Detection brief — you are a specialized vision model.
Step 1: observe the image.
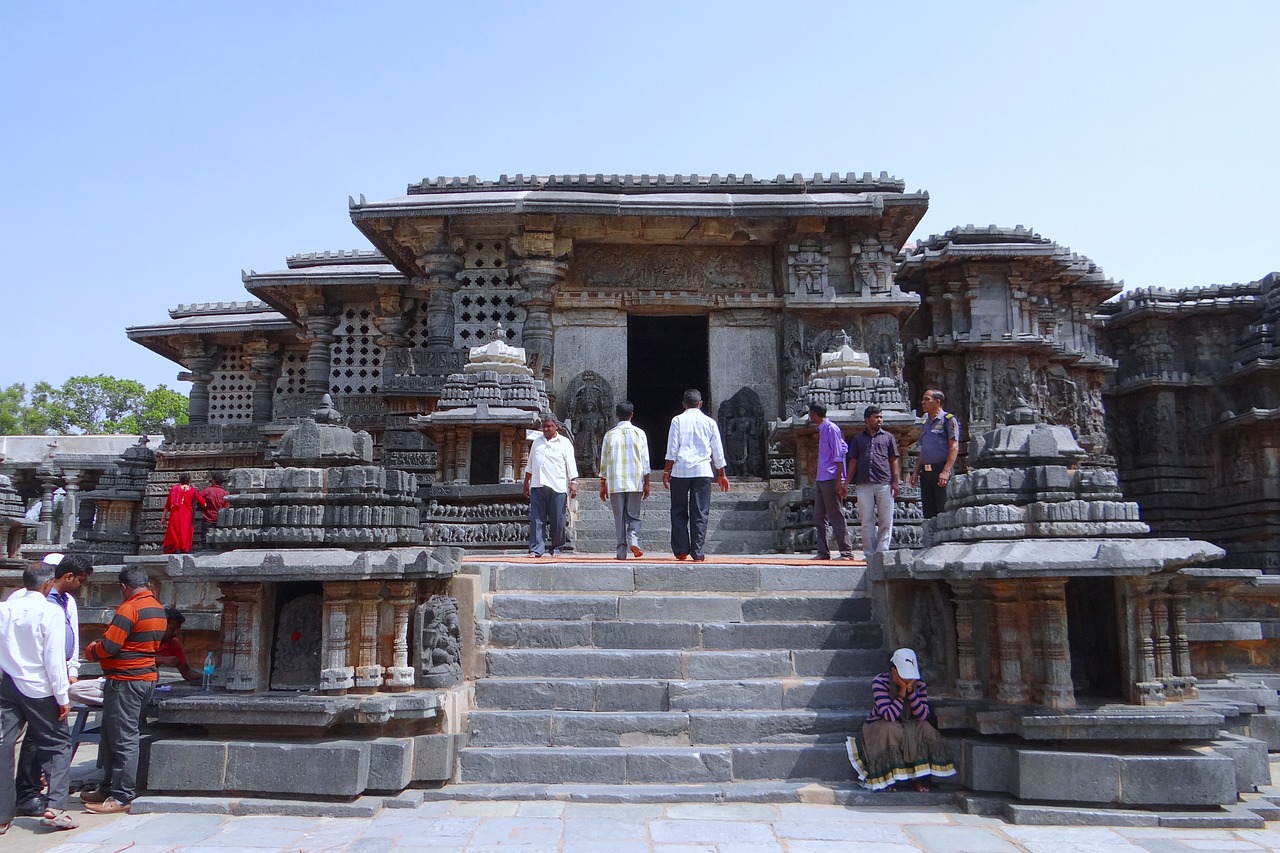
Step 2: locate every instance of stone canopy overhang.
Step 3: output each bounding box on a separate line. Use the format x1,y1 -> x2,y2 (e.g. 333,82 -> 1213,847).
242,253 -> 408,323
348,173 -> 930,278
126,301 -> 297,365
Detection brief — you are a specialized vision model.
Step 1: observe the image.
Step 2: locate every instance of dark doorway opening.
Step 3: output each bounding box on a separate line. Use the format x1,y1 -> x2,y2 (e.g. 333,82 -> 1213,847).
470,432 -> 500,486
1065,577 -> 1124,700
627,315 -> 710,468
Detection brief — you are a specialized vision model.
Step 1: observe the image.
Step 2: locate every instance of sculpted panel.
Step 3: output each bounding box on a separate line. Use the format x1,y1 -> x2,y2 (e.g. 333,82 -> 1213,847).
571,245 -> 774,292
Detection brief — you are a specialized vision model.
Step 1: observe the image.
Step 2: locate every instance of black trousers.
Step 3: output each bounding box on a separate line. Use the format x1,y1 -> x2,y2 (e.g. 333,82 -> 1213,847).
670,476 -> 711,559
919,468 -> 948,519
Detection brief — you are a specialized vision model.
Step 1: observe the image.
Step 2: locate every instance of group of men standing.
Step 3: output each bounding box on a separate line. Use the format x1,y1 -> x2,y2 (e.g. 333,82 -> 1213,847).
2,555 -> 165,835
524,388 -> 730,562
810,389 -> 960,558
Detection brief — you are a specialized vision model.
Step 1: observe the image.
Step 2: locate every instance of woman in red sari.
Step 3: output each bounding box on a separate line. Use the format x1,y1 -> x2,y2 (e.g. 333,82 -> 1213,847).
162,473 -> 206,554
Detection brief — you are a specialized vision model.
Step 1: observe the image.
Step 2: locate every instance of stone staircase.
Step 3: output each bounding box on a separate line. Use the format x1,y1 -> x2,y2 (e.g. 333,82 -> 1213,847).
570,477 -> 779,556
457,557 -> 886,794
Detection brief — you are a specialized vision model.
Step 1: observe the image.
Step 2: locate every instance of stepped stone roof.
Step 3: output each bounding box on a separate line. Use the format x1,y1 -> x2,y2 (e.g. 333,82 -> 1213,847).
126,300 -> 295,361
1100,273 -> 1277,324
405,172 -> 909,195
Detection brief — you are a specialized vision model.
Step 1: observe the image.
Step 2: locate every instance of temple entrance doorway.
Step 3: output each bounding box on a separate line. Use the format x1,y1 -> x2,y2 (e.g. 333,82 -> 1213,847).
1065,577 -> 1124,700
627,315 -> 709,469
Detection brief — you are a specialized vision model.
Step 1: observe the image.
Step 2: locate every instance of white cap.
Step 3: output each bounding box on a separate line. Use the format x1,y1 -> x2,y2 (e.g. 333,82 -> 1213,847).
41,553 -> 65,566
890,648 -> 920,680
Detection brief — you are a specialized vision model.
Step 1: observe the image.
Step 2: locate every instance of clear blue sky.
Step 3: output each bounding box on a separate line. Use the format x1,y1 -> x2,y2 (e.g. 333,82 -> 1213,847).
2,1 -> 1276,392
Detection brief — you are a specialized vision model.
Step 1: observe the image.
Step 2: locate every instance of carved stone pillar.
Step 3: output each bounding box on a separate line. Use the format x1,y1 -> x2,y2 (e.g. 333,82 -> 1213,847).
1032,579 -> 1074,709
245,341 -> 282,423
58,469 -> 81,545
353,587 -> 382,693
949,580 -> 983,700
442,428 -> 458,484
1129,579 -> 1164,704
512,257 -> 568,379
416,236 -> 465,351
1152,588 -> 1174,680
990,583 -> 1027,704
499,427 -> 516,484
36,471 -> 59,544
179,345 -> 217,425
383,581 -> 416,691
454,427 -> 472,486
218,582 -> 265,691
301,314 -> 339,396
320,581 -> 356,693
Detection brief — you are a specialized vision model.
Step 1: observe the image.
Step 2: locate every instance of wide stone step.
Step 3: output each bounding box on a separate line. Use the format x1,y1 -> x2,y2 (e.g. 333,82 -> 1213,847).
487,619 -> 882,650
457,744 -> 859,784
487,593 -> 873,623
419,780 -> 955,806
488,561 -> 866,594
473,676 -> 877,712
485,648 -> 885,680
573,510 -> 776,534
466,709 -> 868,747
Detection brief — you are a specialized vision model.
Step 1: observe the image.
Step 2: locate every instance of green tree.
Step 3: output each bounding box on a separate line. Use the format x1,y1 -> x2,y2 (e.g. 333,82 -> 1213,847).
0,375 -> 188,435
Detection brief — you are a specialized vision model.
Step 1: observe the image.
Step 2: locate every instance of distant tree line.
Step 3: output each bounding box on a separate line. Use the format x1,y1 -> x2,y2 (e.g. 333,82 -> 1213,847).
0,375 -> 188,435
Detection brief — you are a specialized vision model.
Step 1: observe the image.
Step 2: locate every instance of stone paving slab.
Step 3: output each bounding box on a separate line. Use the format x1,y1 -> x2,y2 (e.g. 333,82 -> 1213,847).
17,799 -> 1280,852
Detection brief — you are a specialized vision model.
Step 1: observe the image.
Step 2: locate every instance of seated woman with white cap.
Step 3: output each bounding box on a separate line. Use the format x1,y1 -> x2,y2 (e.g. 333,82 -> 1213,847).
847,647 -> 956,791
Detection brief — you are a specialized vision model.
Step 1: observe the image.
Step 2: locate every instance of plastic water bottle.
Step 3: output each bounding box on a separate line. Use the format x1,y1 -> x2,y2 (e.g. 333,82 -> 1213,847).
202,652 -> 215,692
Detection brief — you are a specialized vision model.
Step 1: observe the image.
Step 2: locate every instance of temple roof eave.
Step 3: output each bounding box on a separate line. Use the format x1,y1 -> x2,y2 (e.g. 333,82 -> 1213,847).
126,314 -> 299,364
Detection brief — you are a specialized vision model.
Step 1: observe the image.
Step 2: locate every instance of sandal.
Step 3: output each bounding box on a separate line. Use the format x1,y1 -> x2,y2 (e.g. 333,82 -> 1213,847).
40,810 -> 79,831
0,820 -> 11,835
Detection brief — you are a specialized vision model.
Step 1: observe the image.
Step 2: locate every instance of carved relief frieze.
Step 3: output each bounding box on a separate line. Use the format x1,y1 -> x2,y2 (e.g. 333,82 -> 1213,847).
786,237 -> 833,300
570,245 -> 773,292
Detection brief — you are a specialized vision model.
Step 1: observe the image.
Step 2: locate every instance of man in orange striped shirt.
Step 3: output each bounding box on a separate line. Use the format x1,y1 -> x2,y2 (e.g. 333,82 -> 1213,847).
80,566 -> 166,814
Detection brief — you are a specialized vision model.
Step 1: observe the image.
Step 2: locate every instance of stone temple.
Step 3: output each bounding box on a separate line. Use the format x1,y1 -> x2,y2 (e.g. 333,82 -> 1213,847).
4,173 -> 1279,822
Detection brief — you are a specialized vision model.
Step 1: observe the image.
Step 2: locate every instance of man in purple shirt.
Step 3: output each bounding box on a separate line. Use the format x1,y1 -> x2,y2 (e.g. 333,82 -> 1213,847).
845,405 -> 900,554
807,402 -> 853,560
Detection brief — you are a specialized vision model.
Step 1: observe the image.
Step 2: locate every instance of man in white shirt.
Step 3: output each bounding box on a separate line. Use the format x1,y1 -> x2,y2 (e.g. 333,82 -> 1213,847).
0,560 -> 74,831
14,553 -> 92,825
662,389 -> 730,562
598,401 -> 651,560
522,413 -> 579,557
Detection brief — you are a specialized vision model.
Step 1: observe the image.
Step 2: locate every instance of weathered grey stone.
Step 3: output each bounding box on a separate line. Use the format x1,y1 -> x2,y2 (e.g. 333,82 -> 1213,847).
231,797 -> 382,817
782,677 -> 875,710
1014,750 -> 1119,802
961,739 -> 1016,793
791,649 -> 883,676
475,677 -> 598,711
595,680 -> 670,712
224,740 -> 370,796
1001,803 -> 1158,826
592,621 -> 701,649
458,747 -> 628,784
489,594 -> 618,621
551,712 -> 691,747
730,745 -> 856,781
740,596 -> 871,623
625,748 -> 733,783
701,622 -> 880,650
757,564 -> 862,592
145,740 -> 229,792
686,651 -> 793,679
1210,734 -> 1272,791
689,711 -> 859,745
488,620 -> 593,649
365,737 -> 414,791
129,796 -> 235,815
1117,753 -> 1238,806
412,733 -> 461,782
618,595 -> 743,622
467,711 -> 554,746
492,562 -> 635,592
634,564 -> 760,592
669,680 -> 783,711
487,649 -> 684,679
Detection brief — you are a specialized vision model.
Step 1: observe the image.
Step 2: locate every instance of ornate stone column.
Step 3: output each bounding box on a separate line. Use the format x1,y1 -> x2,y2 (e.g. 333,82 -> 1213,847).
36,468 -> 59,544
417,236 -> 465,351
179,344 -> 217,425
353,587 -> 383,693
245,341 -> 282,424
990,582 -> 1028,704
512,257 -> 568,380
1031,579 -> 1074,708
454,427 -> 472,486
383,581 -> 416,691
499,427 -> 516,484
300,313 -> 339,397
218,582 -> 265,691
949,580 -> 983,700
320,581 -> 356,693
58,469 -> 81,545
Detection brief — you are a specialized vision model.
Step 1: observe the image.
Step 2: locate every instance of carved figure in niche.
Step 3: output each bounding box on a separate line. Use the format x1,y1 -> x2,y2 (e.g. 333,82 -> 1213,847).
270,593 -> 323,690
1046,367 -> 1077,429
417,594 -> 462,688
996,363 -> 1025,418
563,370 -> 614,477
717,387 -> 766,478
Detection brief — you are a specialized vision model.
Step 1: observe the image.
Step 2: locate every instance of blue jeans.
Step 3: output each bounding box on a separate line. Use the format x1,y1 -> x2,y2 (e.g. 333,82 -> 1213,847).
669,476 -> 711,559
528,486 -> 568,556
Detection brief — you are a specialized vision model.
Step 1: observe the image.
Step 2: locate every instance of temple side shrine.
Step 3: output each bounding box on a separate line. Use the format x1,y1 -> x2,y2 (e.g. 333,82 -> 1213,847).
6,173 -> 1276,819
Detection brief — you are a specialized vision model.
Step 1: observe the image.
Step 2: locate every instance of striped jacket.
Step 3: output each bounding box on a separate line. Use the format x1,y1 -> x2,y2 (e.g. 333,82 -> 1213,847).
85,588 -> 166,681
866,670 -> 931,723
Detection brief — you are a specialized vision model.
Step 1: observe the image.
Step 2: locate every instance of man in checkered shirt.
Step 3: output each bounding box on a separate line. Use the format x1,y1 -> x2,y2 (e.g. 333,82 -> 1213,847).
597,401 -> 651,560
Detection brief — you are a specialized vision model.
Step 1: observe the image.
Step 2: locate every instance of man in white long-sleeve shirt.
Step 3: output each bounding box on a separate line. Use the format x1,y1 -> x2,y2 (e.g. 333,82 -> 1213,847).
523,413 -> 579,557
1,560 -> 72,831
662,389 -> 730,562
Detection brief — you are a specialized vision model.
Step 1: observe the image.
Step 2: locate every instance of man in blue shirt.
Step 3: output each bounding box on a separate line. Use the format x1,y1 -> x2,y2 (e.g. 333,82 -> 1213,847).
807,402 -> 853,560
845,405 -> 900,555
910,390 -> 960,519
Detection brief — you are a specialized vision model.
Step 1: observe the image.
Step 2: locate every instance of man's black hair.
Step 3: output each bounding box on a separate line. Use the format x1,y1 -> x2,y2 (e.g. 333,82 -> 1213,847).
118,565 -> 151,590
808,402 -> 827,418
682,389 -> 702,408
616,401 -> 635,420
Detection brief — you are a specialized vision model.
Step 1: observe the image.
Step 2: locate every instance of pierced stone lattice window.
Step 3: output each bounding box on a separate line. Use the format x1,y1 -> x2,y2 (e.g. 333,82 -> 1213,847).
207,347 -> 253,424
274,350 -> 307,399
454,240 -> 525,348
329,306 -> 384,395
